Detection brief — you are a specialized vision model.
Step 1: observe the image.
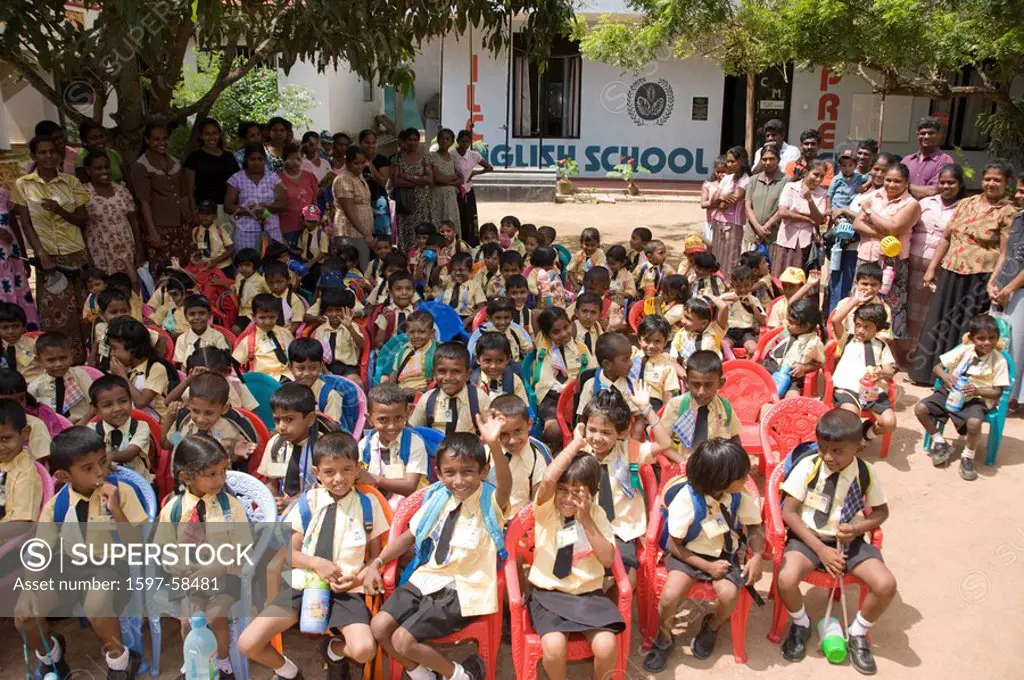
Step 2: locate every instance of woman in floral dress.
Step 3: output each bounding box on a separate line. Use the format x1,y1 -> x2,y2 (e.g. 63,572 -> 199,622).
82,151 -> 141,282
427,128 -> 463,234
0,187 -> 40,329
392,128 -> 433,253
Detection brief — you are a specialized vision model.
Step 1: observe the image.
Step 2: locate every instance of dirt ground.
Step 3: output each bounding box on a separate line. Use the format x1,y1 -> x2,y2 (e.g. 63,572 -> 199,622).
3,199 -> 1023,679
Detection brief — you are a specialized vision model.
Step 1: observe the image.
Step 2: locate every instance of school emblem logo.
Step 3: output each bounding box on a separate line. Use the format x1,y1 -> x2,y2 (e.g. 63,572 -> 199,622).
628,78 -> 674,126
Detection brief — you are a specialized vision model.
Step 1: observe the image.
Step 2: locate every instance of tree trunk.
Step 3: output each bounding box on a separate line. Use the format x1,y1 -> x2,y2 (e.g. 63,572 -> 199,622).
745,73 -> 756,158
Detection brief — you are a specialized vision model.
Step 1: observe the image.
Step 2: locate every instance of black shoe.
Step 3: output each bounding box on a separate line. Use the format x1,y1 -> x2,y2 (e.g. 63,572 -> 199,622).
642,635 -> 674,672
106,650 -> 142,680
219,671 -> 235,680
848,635 -> 877,675
322,638 -> 351,680
959,456 -> 978,481
930,441 -> 953,466
460,653 -> 486,680
690,614 -> 718,660
40,634 -> 70,680
275,673 -> 305,680
781,622 -> 811,662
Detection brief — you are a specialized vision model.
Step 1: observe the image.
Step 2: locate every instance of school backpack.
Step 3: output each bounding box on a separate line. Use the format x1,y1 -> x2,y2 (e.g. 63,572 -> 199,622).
671,393 -> 734,428
297,487 -> 374,539
658,475 -> 742,550
168,490 -> 235,522
471,364 -> 518,397
53,476 -> 145,523
316,373 -> 361,434
171,407 -> 259,446
780,442 -> 872,502
423,385 -> 482,431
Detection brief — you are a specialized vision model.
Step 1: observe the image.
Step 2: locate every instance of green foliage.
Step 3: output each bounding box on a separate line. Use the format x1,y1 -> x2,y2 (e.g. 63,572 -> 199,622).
977,99 -> 1024,169
557,157 -> 579,179
606,159 -> 651,182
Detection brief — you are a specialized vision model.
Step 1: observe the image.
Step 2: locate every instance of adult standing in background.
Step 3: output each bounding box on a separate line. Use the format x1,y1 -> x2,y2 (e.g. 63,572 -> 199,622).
455,129 -> 493,247
910,161 -> 1016,384
427,128 -> 463,234
235,121 -> 267,167
184,117 -> 240,223
82,151 -> 141,283
225,143 -> 287,251
331,145 -> 374,269
277,142 -> 320,246
132,122 -> 193,267
300,131 -> 333,184
990,179 -> 1024,410
75,120 -> 128,185
11,136 -> 89,357
772,158 -> 828,276
785,129 -> 834,187
358,129 -> 393,236
903,117 -> 955,199
264,117 -> 291,172
24,120 -> 77,174
708,145 -> 749,277
745,143 -> 787,251
392,128 -> 432,253
751,119 -> 801,172
908,164 -> 965,347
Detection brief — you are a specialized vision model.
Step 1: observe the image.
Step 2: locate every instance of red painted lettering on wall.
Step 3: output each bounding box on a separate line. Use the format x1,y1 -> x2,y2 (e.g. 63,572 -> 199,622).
816,67 -> 842,150
465,54 -> 484,141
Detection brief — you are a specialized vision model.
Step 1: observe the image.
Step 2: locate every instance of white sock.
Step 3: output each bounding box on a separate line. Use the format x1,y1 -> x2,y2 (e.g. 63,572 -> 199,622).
446,663 -> 469,680
962,448 -> 976,460
932,432 -> 947,446
36,637 -> 62,665
274,656 -> 299,679
216,656 -> 233,673
789,606 -> 810,628
326,638 -> 344,662
848,612 -> 874,637
106,647 -> 130,671
408,666 -> 436,680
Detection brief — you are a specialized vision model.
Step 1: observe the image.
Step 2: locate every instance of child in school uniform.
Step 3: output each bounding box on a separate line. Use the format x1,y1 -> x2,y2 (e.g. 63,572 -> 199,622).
233,293 -> 295,379
357,383 -> 430,509
20,427 -> 149,679
576,332 -> 642,432
370,271 -> 418,349
832,262 -> 892,348
265,261 -> 307,334
0,302 -> 41,382
500,250 -> 525,283
366,252 -> 409,308
631,315 -> 680,414
29,331 -> 95,425
572,292 -> 604,356
635,240 -> 668,298
474,333 -> 530,403
82,269 -> 107,325
761,298 -> 826,398
501,214 -> 526,255
365,427 -> 511,680
676,234 -> 708,280
643,439 -> 764,671
383,310 -> 437,392
437,252 -> 486,319
473,242 -> 504,298
239,431 -> 387,680
173,294 -> 231,367
89,375 -> 154,480
287,338 -> 346,424
530,309 -> 592,448
722,265 -> 766,358
367,233 -> 396,285
259,382 -> 322,509
149,270 -> 195,336
168,347 -> 259,412
231,248 -> 272,334
605,245 -> 638,304
689,252 -> 726,298
627,226 -> 652,272
310,288 -> 363,377
663,351 -> 743,461
566,227 -> 607,293
106,272 -> 145,320
528,246 -> 567,310
670,297 -> 729,371
829,303 -> 897,444
578,387 -> 672,584
659,275 -> 690,336
409,342 -> 492,436
192,198 -> 233,270
156,435 -> 251,680
0,369 -> 52,461
740,249 -> 779,306
767,267 -> 819,329
526,431 -> 623,680
505,275 -> 534,336
490,394 -> 547,516
473,222 -> 501,263
296,204 -> 330,288
162,372 -> 257,471
472,296 -> 533,364
915,313 -> 1009,480
107,316 -> 180,420
0,399 -> 44,523
778,409 -> 895,675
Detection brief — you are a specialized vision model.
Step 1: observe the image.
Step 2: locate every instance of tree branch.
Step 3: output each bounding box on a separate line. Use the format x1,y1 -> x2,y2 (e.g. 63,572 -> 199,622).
171,43 -> 262,122
3,50 -> 88,127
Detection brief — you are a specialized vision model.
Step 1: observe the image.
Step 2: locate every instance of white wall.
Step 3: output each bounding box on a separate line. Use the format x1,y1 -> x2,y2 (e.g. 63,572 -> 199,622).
279,59 -> 379,136
439,29 -> 724,179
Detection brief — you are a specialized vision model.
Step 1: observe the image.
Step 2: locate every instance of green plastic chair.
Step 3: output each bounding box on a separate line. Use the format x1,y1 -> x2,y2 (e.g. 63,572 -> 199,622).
242,372 -> 282,431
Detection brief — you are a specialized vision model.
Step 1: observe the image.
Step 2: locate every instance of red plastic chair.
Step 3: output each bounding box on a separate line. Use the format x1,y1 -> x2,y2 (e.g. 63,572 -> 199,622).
555,379 -> 580,446
212,324 -> 237,347
384,488 -> 504,680
753,327 -> 820,397
758,397 -> 830,483
638,475 -> 761,663
505,505 -> 633,680
237,407 -> 271,478
89,408 -> 170,497
471,307 -> 489,331
822,341 -> 895,458
627,302 -> 645,333
764,463 -> 883,643
721,360 -> 779,476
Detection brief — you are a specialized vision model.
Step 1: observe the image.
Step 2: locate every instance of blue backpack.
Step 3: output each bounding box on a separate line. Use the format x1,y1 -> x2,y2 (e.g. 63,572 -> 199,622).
316,373 -> 361,434
167,490 -> 234,522
781,442 -> 871,501
296,488 -> 374,538
423,386 -> 482,431
658,476 -> 742,551
53,477 -> 147,524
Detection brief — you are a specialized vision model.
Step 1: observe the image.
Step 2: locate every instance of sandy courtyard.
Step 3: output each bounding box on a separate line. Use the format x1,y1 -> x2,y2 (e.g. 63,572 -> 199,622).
3,199 -> 1022,680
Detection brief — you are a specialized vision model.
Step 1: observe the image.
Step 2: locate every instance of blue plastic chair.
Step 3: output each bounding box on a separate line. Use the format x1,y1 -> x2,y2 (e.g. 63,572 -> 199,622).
923,349 -> 1016,465
417,300 -> 470,342
242,372 -> 282,431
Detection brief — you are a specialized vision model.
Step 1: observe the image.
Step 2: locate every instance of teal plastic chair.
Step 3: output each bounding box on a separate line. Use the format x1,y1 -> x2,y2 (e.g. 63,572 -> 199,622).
923,350 -> 1016,465
553,244 -> 572,282
242,372 -> 282,431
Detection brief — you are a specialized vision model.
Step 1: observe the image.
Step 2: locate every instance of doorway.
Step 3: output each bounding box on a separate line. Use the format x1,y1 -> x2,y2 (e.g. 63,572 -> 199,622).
719,64 -> 795,154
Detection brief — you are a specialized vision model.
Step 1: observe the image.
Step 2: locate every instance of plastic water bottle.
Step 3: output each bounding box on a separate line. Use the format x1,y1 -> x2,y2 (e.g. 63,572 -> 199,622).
818,616 -> 848,663
880,265 -> 896,295
945,375 -> 969,413
299,574 -> 332,634
772,364 -> 792,397
288,259 -> 310,277
184,613 -> 217,680
830,240 -> 844,272
858,369 -> 880,408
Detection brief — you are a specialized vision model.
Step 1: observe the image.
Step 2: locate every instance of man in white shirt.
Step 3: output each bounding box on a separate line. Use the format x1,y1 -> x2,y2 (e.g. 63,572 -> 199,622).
752,119 -> 802,171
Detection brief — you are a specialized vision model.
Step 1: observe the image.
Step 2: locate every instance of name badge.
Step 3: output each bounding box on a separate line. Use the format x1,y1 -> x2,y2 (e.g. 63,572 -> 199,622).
260,339 -> 276,353
450,519 -> 479,549
384,463 -> 405,480
346,517 -> 367,547
701,514 -> 729,539
557,523 -> 580,549
804,490 -> 831,514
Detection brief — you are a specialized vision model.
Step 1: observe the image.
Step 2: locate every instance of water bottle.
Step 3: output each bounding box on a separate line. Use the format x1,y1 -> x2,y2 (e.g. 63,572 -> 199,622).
880,264 -> 896,295
772,364 -> 792,397
945,375 -> 969,413
858,369 -> 880,409
830,240 -> 844,272
184,613 -> 217,680
288,259 -> 310,277
817,615 -> 848,664
299,574 -> 332,634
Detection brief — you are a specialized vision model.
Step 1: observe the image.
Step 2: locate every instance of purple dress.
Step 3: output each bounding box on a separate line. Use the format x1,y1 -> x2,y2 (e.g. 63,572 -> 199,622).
0,189 -> 40,328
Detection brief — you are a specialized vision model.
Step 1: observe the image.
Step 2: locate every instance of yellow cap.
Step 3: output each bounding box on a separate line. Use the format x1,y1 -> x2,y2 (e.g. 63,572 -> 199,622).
779,267 -> 806,284
880,235 -> 902,258
684,234 -> 707,253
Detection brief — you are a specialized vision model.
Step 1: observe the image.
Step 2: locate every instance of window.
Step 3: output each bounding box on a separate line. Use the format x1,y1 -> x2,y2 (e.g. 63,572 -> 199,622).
513,36 -> 581,139
929,67 -> 996,151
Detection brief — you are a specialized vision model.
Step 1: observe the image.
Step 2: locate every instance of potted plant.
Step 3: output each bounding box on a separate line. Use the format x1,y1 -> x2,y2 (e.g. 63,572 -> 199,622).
607,157 -> 651,195
556,157 -> 578,195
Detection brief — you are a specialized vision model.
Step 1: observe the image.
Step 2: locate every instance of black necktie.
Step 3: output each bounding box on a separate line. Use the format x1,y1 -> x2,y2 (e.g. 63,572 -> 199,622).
202,227 -> 212,257
396,311 -> 407,333
193,335 -> 203,352
379,446 -> 391,465
75,498 -> 89,524
196,498 -> 207,523
54,377 -> 66,416
813,472 -> 840,528
552,517 -> 576,578
863,340 -> 876,367
276,299 -> 287,326
109,428 -> 124,450
598,466 -> 615,522
304,234 -> 314,260
718,499 -> 735,555
639,356 -> 649,383
450,284 -> 461,311
284,443 -> 302,496
4,343 -> 15,371
314,503 -> 338,560
489,378 -> 500,393
693,405 -> 710,447
268,331 -> 288,365
433,503 -> 461,563
329,331 -> 338,357
584,330 -> 593,354
446,395 -> 459,436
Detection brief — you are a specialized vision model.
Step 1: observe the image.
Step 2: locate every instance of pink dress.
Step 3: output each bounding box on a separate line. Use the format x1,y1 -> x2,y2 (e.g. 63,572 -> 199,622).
0,188 -> 40,328
277,170 -> 320,235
